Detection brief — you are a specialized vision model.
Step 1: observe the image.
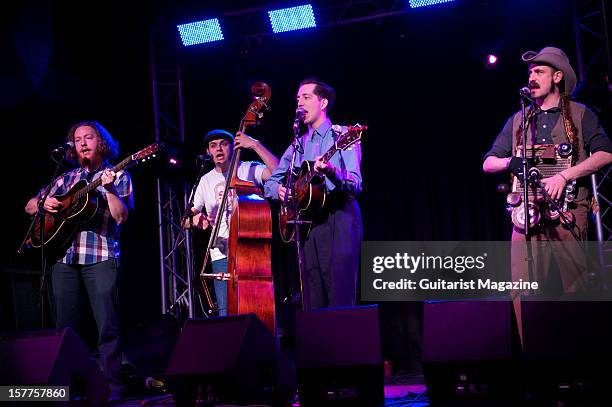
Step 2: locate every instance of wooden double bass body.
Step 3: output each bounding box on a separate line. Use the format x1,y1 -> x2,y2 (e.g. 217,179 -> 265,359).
227,179 -> 275,333
200,82 -> 276,334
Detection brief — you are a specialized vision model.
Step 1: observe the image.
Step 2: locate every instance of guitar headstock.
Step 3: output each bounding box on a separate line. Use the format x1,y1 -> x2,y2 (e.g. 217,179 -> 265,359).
334,124 -> 367,151
131,143 -> 162,163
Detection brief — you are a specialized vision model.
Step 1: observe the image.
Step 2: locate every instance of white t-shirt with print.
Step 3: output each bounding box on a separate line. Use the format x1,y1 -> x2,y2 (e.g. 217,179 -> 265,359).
193,161 -> 265,261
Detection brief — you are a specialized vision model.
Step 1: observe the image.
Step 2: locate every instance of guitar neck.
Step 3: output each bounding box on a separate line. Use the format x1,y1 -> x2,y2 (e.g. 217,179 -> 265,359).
75,157 -> 132,199
321,145 -> 339,163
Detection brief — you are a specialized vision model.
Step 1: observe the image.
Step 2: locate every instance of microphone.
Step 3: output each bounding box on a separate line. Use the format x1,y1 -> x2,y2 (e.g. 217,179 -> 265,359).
519,86 -> 536,103
293,107 -> 306,133
295,107 -> 306,121
51,141 -> 75,155
196,154 -> 213,162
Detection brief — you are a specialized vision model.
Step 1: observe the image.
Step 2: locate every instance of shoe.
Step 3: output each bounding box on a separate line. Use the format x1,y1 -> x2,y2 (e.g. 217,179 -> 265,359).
107,383 -> 125,403
283,292 -> 302,307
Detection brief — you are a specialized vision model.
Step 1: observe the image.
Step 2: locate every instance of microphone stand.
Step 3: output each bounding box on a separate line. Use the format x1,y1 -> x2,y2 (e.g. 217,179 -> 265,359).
283,119 -> 308,310
179,157 -> 215,318
17,152 -> 66,328
519,93 -> 535,292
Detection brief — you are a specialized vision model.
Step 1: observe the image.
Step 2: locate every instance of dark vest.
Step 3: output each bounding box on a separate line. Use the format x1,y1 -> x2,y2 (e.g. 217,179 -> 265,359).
511,100 -> 589,200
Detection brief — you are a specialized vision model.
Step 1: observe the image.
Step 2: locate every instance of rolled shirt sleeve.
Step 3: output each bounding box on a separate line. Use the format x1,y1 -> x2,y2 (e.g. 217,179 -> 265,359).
582,107 -> 612,154
264,144 -> 297,200
484,116 -> 513,159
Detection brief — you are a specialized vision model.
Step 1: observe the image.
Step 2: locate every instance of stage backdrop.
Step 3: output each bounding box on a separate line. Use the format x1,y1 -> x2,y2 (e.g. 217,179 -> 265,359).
1,0 -> 581,367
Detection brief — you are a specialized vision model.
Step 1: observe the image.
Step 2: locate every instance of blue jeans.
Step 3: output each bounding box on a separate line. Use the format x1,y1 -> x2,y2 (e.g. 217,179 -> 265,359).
212,258 -> 228,316
51,259 -> 121,387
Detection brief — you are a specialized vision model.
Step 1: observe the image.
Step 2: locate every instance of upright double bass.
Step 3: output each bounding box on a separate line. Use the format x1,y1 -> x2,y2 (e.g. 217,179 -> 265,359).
200,82 -> 276,334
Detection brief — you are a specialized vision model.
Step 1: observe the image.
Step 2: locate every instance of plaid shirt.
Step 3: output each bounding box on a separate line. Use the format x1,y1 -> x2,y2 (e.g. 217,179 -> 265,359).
38,164 -> 134,265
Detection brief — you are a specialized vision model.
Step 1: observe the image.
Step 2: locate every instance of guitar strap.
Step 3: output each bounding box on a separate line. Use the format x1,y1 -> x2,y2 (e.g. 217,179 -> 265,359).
332,127 -> 350,194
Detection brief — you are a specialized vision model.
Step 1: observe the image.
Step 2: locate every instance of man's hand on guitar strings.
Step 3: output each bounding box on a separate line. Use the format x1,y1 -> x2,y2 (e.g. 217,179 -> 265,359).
41,197 -> 63,213
314,155 -> 334,175
101,169 -> 118,193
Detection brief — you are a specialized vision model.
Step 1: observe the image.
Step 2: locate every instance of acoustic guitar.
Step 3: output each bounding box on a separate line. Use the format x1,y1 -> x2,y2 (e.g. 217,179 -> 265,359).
279,124 -> 366,242
27,143 -> 161,256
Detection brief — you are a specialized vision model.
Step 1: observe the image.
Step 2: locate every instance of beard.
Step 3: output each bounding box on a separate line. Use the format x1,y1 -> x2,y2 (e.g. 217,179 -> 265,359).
78,156 -> 91,166
76,147 -> 101,167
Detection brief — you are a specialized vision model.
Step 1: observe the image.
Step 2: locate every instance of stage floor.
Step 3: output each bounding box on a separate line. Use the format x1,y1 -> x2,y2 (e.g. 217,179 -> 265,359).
111,373 -> 429,406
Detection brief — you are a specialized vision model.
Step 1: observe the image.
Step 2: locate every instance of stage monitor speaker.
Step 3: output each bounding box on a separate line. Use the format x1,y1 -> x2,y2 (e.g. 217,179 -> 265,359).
3,268 -> 53,332
296,305 -> 384,406
422,301 -> 521,406
166,314 -> 293,406
0,327 -> 108,405
521,300 -> 612,403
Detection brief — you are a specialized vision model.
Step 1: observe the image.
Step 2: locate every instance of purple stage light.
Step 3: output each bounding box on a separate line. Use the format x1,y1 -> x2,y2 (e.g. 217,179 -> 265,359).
485,53 -> 499,68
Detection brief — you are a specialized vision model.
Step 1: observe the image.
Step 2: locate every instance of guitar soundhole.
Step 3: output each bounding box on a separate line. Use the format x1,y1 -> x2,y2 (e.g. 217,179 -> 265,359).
311,174 -> 325,185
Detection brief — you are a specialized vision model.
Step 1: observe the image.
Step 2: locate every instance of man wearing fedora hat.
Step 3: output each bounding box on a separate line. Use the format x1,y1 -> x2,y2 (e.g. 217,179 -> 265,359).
484,46 -> 611,188
185,129 -> 278,316
483,46 -> 612,340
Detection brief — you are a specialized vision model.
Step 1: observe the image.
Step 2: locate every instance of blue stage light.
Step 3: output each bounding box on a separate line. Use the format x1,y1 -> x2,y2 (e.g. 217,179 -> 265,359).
409,0 -> 455,9
177,19 -> 224,46
268,4 -> 317,34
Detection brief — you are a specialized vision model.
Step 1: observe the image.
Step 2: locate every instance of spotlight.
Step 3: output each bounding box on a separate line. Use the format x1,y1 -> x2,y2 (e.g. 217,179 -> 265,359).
409,0 -> 455,9
159,143 -> 185,174
268,4 -> 317,34
485,54 -> 499,68
177,18 -> 224,46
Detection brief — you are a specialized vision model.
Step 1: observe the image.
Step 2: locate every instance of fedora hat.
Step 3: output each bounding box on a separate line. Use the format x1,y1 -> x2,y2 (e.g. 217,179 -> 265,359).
522,46 -> 577,95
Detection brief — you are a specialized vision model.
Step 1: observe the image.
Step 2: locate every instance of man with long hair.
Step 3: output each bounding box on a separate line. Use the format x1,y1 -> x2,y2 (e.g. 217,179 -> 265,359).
483,47 -> 612,340
25,121 -> 133,401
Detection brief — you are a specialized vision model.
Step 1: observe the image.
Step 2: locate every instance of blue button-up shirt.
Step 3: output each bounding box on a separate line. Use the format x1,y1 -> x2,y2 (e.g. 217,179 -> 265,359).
264,119 -> 362,200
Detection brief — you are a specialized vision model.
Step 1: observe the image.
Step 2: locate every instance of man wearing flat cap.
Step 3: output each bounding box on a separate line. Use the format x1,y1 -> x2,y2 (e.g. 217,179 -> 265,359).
186,129 -> 278,315
483,46 -> 612,340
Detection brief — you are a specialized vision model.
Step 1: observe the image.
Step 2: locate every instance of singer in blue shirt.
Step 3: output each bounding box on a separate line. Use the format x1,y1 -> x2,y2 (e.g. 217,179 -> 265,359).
264,78 -> 363,309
